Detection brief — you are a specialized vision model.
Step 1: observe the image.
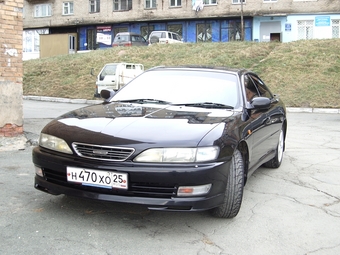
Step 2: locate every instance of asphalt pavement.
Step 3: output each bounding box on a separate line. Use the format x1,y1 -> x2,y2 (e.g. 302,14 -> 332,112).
0,98 -> 339,255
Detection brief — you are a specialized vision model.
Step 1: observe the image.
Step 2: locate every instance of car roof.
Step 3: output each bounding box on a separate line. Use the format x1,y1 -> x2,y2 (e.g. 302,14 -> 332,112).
115,32 -> 142,36
151,30 -> 176,33
150,31 -> 179,34
147,65 -> 247,75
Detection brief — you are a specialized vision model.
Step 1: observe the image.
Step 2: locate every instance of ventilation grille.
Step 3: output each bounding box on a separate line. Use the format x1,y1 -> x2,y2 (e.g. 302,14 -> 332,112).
72,142 -> 135,161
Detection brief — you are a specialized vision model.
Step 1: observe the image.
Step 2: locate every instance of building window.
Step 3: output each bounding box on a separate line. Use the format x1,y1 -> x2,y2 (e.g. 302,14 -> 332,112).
231,0 -> 246,4
167,24 -> 182,37
34,4 -> 52,17
63,2 -> 74,15
113,0 -> 132,11
89,0 -> 100,13
297,20 -> 313,40
229,20 -> 242,41
203,0 -> 217,4
23,30 -> 39,53
141,25 -> 155,39
170,0 -> 181,7
113,27 -> 128,37
232,0 -> 245,4
23,29 -> 49,53
197,23 -> 212,42
145,0 -> 156,8
332,20 -> 340,38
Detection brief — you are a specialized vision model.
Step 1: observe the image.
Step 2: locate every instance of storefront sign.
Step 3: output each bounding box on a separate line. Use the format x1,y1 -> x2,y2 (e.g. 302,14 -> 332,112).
315,16 -> 330,27
97,26 -> 112,46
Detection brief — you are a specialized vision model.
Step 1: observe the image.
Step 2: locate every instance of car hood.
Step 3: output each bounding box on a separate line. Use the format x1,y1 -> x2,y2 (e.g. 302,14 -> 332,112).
43,102 -> 234,147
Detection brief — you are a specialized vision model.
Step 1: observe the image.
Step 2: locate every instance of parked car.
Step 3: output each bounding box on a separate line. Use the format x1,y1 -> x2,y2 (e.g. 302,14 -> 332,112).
148,31 -> 183,44
91,62 -> 144,97
33,66 -> 287,218
112,32 -> 148,47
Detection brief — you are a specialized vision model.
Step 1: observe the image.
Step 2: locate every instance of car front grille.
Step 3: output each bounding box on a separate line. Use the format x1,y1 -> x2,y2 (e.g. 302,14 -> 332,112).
43,168 -> 177,199
72,142 -> 135,161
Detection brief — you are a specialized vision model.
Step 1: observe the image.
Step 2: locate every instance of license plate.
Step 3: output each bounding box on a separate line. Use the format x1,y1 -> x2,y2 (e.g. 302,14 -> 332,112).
66,167 -> 128,190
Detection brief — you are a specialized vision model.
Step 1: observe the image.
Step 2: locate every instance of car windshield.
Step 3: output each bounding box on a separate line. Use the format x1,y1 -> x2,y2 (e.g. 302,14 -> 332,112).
102,65 -> 117,75
112,69 -> 240,108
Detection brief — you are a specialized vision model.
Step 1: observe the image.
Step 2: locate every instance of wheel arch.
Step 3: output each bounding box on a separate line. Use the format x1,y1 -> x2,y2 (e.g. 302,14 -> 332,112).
237,140 -> 249,185
283,119 -> 287,152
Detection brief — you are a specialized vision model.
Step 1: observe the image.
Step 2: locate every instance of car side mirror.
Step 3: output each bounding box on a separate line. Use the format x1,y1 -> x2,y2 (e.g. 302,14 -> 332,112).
100,89 -> 116,103
250,97 -> 271,110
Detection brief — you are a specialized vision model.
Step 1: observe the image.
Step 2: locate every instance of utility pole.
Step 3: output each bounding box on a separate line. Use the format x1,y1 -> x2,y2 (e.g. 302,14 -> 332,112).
240,0 -> 244,41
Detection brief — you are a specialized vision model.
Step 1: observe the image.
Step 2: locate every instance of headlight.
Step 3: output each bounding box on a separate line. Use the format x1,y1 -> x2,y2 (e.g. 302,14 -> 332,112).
134,147 -> 219,163
39,133 -> 72,154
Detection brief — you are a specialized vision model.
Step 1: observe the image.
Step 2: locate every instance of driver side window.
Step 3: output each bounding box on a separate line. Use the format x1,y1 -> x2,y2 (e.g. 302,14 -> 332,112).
244,75 -> 259,102
248,74 -> 273,99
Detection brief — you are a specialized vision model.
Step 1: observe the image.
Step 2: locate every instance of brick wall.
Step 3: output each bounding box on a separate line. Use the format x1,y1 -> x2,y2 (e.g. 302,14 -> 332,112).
0,0 -> 24,137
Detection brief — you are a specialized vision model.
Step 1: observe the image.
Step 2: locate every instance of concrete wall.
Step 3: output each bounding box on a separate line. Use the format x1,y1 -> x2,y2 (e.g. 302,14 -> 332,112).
0,0 -> 24,137
253,14 -> 340,43
22,0 -> 340,29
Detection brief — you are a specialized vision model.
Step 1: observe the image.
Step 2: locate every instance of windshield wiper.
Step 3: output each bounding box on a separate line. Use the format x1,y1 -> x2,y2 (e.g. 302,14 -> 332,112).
117,99 -> 171,104
175,102 -> 234,109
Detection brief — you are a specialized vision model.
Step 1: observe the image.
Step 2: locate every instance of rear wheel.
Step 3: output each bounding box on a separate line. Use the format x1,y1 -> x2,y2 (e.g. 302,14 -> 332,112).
211,149 -> 244,218
263,128 -> 285,168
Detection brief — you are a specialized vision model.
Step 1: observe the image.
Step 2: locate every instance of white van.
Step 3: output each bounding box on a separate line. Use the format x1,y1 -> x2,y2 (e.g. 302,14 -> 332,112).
93,63 -> 144,97
148,31 -> 183,44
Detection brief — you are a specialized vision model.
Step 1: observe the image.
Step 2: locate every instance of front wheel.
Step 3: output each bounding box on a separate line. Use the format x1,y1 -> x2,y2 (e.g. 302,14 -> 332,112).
263,128 -> 285,168
211,149 -> 244,218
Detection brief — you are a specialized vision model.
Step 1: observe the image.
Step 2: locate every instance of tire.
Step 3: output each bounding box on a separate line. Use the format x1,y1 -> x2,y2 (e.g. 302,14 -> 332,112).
211,149 -> 244,218
149,36 -> 160,44
263,128 -> 285,168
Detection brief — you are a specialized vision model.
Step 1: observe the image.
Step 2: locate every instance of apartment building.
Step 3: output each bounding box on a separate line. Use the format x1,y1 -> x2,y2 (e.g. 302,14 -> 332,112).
23,0 -> 340,59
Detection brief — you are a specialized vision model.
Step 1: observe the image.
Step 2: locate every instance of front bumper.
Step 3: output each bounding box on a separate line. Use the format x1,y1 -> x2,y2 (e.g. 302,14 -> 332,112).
33,146 -> 231,211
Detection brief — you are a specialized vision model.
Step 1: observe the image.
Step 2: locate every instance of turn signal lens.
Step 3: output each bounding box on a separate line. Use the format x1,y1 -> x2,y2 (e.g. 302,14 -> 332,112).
34,165 -> 44,177
177,184 -> 212,197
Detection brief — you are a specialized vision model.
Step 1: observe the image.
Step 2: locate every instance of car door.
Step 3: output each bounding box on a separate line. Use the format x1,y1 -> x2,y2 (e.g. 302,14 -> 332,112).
243,73 -> 281,170
172,33 -> 183,43
134,35 -> 148,46
167,32 -> 173,43
249,74 -> 284,158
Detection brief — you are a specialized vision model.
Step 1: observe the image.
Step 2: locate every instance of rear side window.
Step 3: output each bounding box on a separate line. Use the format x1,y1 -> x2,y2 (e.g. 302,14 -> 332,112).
114,35 -> 129,42
157,32 -> 166,38
151,32 -> 160,38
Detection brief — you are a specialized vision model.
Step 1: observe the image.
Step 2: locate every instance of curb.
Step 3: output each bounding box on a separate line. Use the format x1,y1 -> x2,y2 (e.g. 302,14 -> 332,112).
23,95 -> 102,105
286,107 -> 340,114
23,95 -> 340,114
